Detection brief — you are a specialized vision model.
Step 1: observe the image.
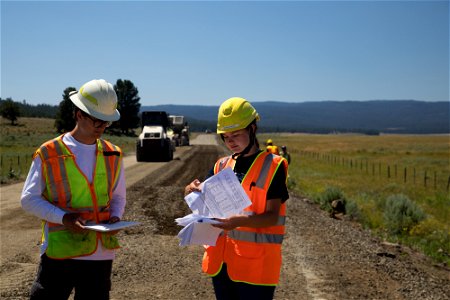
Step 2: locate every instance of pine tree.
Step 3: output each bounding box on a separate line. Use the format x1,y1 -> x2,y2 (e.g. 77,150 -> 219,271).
54,87 -> 76,133
114,79 -> 141,135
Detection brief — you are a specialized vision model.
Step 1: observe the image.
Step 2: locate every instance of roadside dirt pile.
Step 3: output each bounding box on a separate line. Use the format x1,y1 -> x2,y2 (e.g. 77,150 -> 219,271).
1,141 -> 449,299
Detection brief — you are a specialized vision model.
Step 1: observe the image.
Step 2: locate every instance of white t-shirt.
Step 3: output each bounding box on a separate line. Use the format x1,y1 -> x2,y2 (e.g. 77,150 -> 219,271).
21,133 -> 126,260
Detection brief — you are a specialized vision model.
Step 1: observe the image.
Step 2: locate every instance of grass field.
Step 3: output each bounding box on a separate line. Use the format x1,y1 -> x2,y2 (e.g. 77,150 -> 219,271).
1,118 -> 449,263
260,133 -> 450,264
0,117 -> 137,183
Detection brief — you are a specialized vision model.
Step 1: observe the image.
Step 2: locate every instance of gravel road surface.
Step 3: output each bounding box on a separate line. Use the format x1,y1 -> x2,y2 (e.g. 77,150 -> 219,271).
1,134 -> 448,299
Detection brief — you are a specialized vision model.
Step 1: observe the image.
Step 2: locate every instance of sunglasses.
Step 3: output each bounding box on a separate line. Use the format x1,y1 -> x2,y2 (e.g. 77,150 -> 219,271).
80,111 -> 112,128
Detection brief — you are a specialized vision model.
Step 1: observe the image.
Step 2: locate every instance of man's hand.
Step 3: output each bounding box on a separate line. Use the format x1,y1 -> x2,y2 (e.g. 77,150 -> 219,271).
62,213 -> 88,233
107,216 -> 121,235
108,216 -> 120,224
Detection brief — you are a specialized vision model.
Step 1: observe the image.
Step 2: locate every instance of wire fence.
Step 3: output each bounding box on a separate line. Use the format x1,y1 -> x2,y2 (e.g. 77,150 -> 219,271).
0,154 -> 33,181
296,150 -> 450,192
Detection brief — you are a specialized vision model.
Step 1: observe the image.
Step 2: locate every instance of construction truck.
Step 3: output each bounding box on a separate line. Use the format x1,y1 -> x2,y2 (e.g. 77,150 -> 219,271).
168,115 -> 190,146
136,111 -> 174,162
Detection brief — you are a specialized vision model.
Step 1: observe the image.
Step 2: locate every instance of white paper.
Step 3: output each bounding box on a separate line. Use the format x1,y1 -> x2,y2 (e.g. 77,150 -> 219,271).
84,221 -> 140,232
202,167 -> 251,218
176,167 -> 251,246
177,218 -> 223,246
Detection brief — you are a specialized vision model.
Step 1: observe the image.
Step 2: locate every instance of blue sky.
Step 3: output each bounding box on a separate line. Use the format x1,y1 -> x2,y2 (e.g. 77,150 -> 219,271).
1,1 -> 449,106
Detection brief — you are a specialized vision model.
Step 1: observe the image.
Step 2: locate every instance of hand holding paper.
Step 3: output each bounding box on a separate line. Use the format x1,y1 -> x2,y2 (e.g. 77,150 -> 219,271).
176,167 -> 251,246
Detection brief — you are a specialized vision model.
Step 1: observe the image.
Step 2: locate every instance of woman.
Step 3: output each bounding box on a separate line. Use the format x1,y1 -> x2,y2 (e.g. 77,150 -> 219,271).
185,97 -> 289,300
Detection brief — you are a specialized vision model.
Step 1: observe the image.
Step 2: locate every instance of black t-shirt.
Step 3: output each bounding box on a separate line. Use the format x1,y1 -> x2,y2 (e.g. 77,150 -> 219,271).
207,150 -> 289,203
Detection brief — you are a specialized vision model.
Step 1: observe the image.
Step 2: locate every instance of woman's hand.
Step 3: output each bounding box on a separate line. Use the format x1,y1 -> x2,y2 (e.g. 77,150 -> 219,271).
184,179 -> 202,196
212,215 -> 245,231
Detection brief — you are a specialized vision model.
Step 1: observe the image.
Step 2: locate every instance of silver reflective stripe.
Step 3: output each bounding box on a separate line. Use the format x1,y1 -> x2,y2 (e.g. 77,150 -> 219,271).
218,157 -> 230,172
48,224 -> 65,232
100,140 -> 113,193
40,146 -> 58,202
242,211 -> 285,225
277,216 -> 286,225
54,141 -> 72,208
111,144 -> 120,190
255,154 -> 273,188
228,230 -> 284,244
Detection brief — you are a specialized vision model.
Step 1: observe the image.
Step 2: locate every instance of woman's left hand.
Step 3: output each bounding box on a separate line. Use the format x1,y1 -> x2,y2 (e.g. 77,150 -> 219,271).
212,216 -> 244,231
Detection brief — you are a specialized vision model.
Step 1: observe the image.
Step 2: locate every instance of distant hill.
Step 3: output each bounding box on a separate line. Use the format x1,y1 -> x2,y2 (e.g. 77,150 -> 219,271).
141,100 -> 449,134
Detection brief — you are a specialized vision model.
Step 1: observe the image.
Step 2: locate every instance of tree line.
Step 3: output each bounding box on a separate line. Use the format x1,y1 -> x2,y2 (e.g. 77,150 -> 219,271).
0,79 -> 141,135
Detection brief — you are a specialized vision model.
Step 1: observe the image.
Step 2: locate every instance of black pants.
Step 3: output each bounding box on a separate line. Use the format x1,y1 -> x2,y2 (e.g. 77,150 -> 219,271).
212,264 -> 276,300
30,254 -> 113,300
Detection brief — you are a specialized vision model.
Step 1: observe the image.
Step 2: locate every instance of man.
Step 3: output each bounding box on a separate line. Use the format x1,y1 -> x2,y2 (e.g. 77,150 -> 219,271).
280,145 -> 291,164
21,79 -> 126,300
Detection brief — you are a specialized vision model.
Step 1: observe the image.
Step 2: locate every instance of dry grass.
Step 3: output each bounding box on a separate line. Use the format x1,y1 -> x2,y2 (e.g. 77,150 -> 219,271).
260,132 -> 450,263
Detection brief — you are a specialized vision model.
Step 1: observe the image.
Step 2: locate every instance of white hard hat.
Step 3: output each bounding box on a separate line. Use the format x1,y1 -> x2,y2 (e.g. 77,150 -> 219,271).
69,79 -> 120,121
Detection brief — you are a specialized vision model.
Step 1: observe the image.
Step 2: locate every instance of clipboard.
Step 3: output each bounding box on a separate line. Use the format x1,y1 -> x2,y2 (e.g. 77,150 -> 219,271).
84,221 -> 140,232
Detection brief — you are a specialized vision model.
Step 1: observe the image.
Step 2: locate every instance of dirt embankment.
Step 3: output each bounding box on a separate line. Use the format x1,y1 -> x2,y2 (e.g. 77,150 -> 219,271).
1,135 -> 449,299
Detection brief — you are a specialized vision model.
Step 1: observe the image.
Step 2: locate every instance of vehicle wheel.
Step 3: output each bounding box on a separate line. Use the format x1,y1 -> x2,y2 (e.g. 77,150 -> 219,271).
161,141 -> 173,162
136,143 -> 145,162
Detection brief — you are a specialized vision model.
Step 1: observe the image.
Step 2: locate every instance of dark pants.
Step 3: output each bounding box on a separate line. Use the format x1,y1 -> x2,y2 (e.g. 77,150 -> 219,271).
30,254 -> 113,300
212,264 -> 276,300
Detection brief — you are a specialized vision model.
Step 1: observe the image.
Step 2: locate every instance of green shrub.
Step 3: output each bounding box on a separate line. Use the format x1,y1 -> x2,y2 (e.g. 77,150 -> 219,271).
317,186 -> 346,213
345,200 -> 361,221
383,194 -> 426,235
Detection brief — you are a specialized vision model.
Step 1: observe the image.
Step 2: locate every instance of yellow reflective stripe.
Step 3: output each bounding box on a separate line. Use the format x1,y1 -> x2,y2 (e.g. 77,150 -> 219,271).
79,85 -> 98,106
228,230 -> 284,244
241,151 -> 265,184
228,278 -> 277,287
208,262 -> 224,277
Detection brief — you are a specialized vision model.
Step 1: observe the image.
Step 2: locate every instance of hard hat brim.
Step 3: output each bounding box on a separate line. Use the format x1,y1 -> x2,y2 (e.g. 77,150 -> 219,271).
70,92 -> 120,122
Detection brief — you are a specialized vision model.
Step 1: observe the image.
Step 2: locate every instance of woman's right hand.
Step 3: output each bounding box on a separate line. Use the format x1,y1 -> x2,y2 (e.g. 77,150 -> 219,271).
184,179 -> 202,196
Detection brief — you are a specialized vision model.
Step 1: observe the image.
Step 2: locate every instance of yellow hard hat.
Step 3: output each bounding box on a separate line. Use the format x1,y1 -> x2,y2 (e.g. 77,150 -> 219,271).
217,97 -> 259,134
266,139 -> 273,145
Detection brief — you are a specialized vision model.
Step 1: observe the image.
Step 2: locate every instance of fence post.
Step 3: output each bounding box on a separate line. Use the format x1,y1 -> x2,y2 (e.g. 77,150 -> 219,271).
388,165 -> 391,178
434,171 -> 437,189
404,167 -> 407,183
424,170 -> 428,187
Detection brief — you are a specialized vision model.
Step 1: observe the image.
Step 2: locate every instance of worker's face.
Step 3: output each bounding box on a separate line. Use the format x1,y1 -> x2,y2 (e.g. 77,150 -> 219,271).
222,128 -> 251,153
77,110 -> 109,139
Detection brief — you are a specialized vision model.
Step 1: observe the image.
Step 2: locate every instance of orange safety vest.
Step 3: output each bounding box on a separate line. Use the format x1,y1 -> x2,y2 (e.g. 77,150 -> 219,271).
202,151 -> 288,285
35,134 -> 122,259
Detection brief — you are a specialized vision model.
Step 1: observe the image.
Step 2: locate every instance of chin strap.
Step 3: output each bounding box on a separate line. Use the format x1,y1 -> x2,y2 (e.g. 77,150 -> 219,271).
232,125 -> 257,160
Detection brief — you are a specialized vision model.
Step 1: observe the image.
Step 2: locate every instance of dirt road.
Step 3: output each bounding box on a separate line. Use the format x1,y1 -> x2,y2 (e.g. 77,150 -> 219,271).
1,135 -> 449,299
